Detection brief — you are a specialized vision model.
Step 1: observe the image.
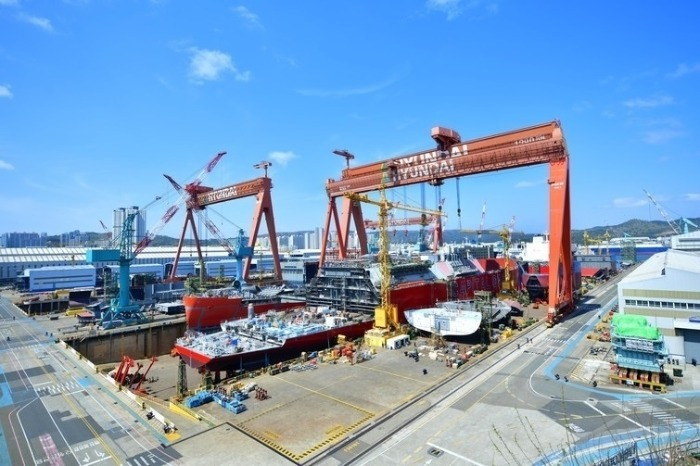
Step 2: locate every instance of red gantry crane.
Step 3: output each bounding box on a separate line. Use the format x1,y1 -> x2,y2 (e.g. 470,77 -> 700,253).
321,121 -> 573,326
162,157 -> 282,283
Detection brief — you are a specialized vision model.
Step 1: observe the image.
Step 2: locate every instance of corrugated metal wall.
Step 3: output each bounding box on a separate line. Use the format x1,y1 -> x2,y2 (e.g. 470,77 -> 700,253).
683,330 -> 700,364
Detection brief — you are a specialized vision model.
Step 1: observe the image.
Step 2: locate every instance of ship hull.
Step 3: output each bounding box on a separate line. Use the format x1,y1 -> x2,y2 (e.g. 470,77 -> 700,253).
390,271 -> 506,324
183,295 -> 302,330
404,308 -> 482,336
404,297 -> 512,336
176,318 -> 375,372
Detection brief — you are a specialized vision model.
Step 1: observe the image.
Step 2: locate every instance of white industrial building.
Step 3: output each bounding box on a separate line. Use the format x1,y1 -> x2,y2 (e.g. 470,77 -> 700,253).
617,249 -> 700,365
22,265 -> 97,292
670,230 -> 700,252
0,245 -> 321,290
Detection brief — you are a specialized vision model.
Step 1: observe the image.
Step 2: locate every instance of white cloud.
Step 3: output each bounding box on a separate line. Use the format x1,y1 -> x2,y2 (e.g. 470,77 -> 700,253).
0,84 -> 12,98
426,0 -> 499,21
427,0 -> 463,20
623,95 -> 674,109
666,63 -> 700,79
188,48 -> 251,83
269,151 -> 296,166
232,5 -> 262,29
20,14 -> 54,32
297,76 -> 398,97
612,197 -> 647,208
682,193 -> 700,201
641,129 -> 684,144
0,160 -> 15,170
0,0 -> 18,6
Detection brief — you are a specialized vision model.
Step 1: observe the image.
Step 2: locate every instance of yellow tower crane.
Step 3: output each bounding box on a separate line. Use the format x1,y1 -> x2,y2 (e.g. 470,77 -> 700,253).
344,189 -> 446,344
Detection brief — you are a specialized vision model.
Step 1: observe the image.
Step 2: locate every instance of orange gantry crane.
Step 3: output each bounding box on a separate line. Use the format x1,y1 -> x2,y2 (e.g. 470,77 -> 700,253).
156,155 -> 282,282
321,121 -> 573,325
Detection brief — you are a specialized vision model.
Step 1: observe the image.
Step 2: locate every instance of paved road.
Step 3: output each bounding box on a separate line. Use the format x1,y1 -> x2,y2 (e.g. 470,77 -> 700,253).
0,297 -> 184,466
311,272 -> 700,465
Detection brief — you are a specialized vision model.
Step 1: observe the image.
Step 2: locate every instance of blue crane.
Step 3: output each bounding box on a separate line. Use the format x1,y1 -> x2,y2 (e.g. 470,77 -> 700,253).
86,212 -> 149,329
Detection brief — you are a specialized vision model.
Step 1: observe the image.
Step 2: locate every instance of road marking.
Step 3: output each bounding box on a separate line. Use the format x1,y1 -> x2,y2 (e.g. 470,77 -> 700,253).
662,397 -> 685,408
426,442 -> 485,466
619,414 -> 656,434
584,400 -> 605,415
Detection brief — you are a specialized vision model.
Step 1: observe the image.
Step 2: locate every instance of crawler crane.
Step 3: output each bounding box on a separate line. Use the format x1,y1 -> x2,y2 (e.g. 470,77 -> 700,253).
344,186 -> 446,346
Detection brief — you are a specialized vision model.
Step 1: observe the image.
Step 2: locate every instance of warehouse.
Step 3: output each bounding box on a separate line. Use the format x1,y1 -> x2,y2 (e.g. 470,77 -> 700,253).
617,249 -> 700,366
22,265 -> 97,292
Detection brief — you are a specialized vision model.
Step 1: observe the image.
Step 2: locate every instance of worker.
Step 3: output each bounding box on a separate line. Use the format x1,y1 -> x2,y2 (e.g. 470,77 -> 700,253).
422,369 -> 428,375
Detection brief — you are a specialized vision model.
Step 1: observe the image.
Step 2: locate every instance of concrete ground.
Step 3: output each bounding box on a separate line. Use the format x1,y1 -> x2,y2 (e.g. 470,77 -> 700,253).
5,287 -> 699,465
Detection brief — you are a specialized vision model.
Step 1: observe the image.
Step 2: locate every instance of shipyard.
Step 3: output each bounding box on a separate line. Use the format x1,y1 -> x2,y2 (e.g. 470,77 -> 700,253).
2,136 -> 700,464
3,3 -> 700,465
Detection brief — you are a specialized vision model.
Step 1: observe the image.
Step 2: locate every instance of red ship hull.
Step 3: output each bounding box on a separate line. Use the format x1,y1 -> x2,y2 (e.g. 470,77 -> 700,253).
175,318 -> 375,372
183,295 -> 302,330
390,271 -> 505,324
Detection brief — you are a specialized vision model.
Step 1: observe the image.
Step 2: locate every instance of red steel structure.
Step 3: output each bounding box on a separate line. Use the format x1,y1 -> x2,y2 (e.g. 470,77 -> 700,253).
163,157 -> 282,282
320,121 -> 573,324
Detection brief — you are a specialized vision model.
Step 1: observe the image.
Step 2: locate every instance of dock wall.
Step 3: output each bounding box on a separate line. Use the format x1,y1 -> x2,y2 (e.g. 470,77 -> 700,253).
67,322 -> 187,365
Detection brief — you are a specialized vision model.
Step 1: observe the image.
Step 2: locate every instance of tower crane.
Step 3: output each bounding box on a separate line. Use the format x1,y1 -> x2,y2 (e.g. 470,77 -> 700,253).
84,154 -> 228,330
87,212 -> 150,329
363,198 -> 445,252
344,188 -> 446,342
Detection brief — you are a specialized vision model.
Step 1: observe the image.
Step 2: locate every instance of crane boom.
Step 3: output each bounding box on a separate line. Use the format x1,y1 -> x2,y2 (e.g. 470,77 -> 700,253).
643,189 -> 680,235
345,192 -> 445,218
364,215 -> 431,230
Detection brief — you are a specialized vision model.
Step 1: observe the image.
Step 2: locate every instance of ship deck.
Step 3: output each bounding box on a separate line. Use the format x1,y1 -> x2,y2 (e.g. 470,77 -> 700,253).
134,302 -> 545,466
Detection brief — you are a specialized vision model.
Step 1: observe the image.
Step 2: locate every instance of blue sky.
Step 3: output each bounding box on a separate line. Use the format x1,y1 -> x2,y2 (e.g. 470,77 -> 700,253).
1,1 -> 699,240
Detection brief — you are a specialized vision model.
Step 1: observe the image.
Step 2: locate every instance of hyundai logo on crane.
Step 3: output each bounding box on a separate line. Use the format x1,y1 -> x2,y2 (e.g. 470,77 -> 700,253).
393,142 -> 468,182
200,185 -> 238,204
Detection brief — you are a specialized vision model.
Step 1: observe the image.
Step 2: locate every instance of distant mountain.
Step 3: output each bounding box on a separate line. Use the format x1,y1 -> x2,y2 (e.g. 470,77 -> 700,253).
443,217 -> 700,245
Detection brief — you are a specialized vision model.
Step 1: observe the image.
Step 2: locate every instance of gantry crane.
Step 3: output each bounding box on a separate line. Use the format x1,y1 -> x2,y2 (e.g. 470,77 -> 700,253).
344,189 -> 446,337
322,121 -> 572,326
161,158 -> 281,282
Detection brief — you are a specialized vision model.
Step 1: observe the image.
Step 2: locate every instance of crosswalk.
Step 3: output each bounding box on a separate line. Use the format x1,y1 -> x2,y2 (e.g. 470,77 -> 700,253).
540,337 -> 568,344
125,452 -> 165,465
611,399 -> 697,432
35,380 -> 82,396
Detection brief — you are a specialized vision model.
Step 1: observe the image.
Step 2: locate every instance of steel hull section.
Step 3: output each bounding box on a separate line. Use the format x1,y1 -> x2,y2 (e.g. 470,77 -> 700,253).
391,271 -> 505,324
183,295 -> 302,330
404,308 -> 482,336
175,319 -> 375,372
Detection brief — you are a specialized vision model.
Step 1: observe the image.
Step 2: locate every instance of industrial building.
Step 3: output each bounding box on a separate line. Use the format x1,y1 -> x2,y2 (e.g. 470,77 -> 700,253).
0,245 -> 321,291
21,265 -> 97,292
617,248 -> 700,365
670,229 -> 700,252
